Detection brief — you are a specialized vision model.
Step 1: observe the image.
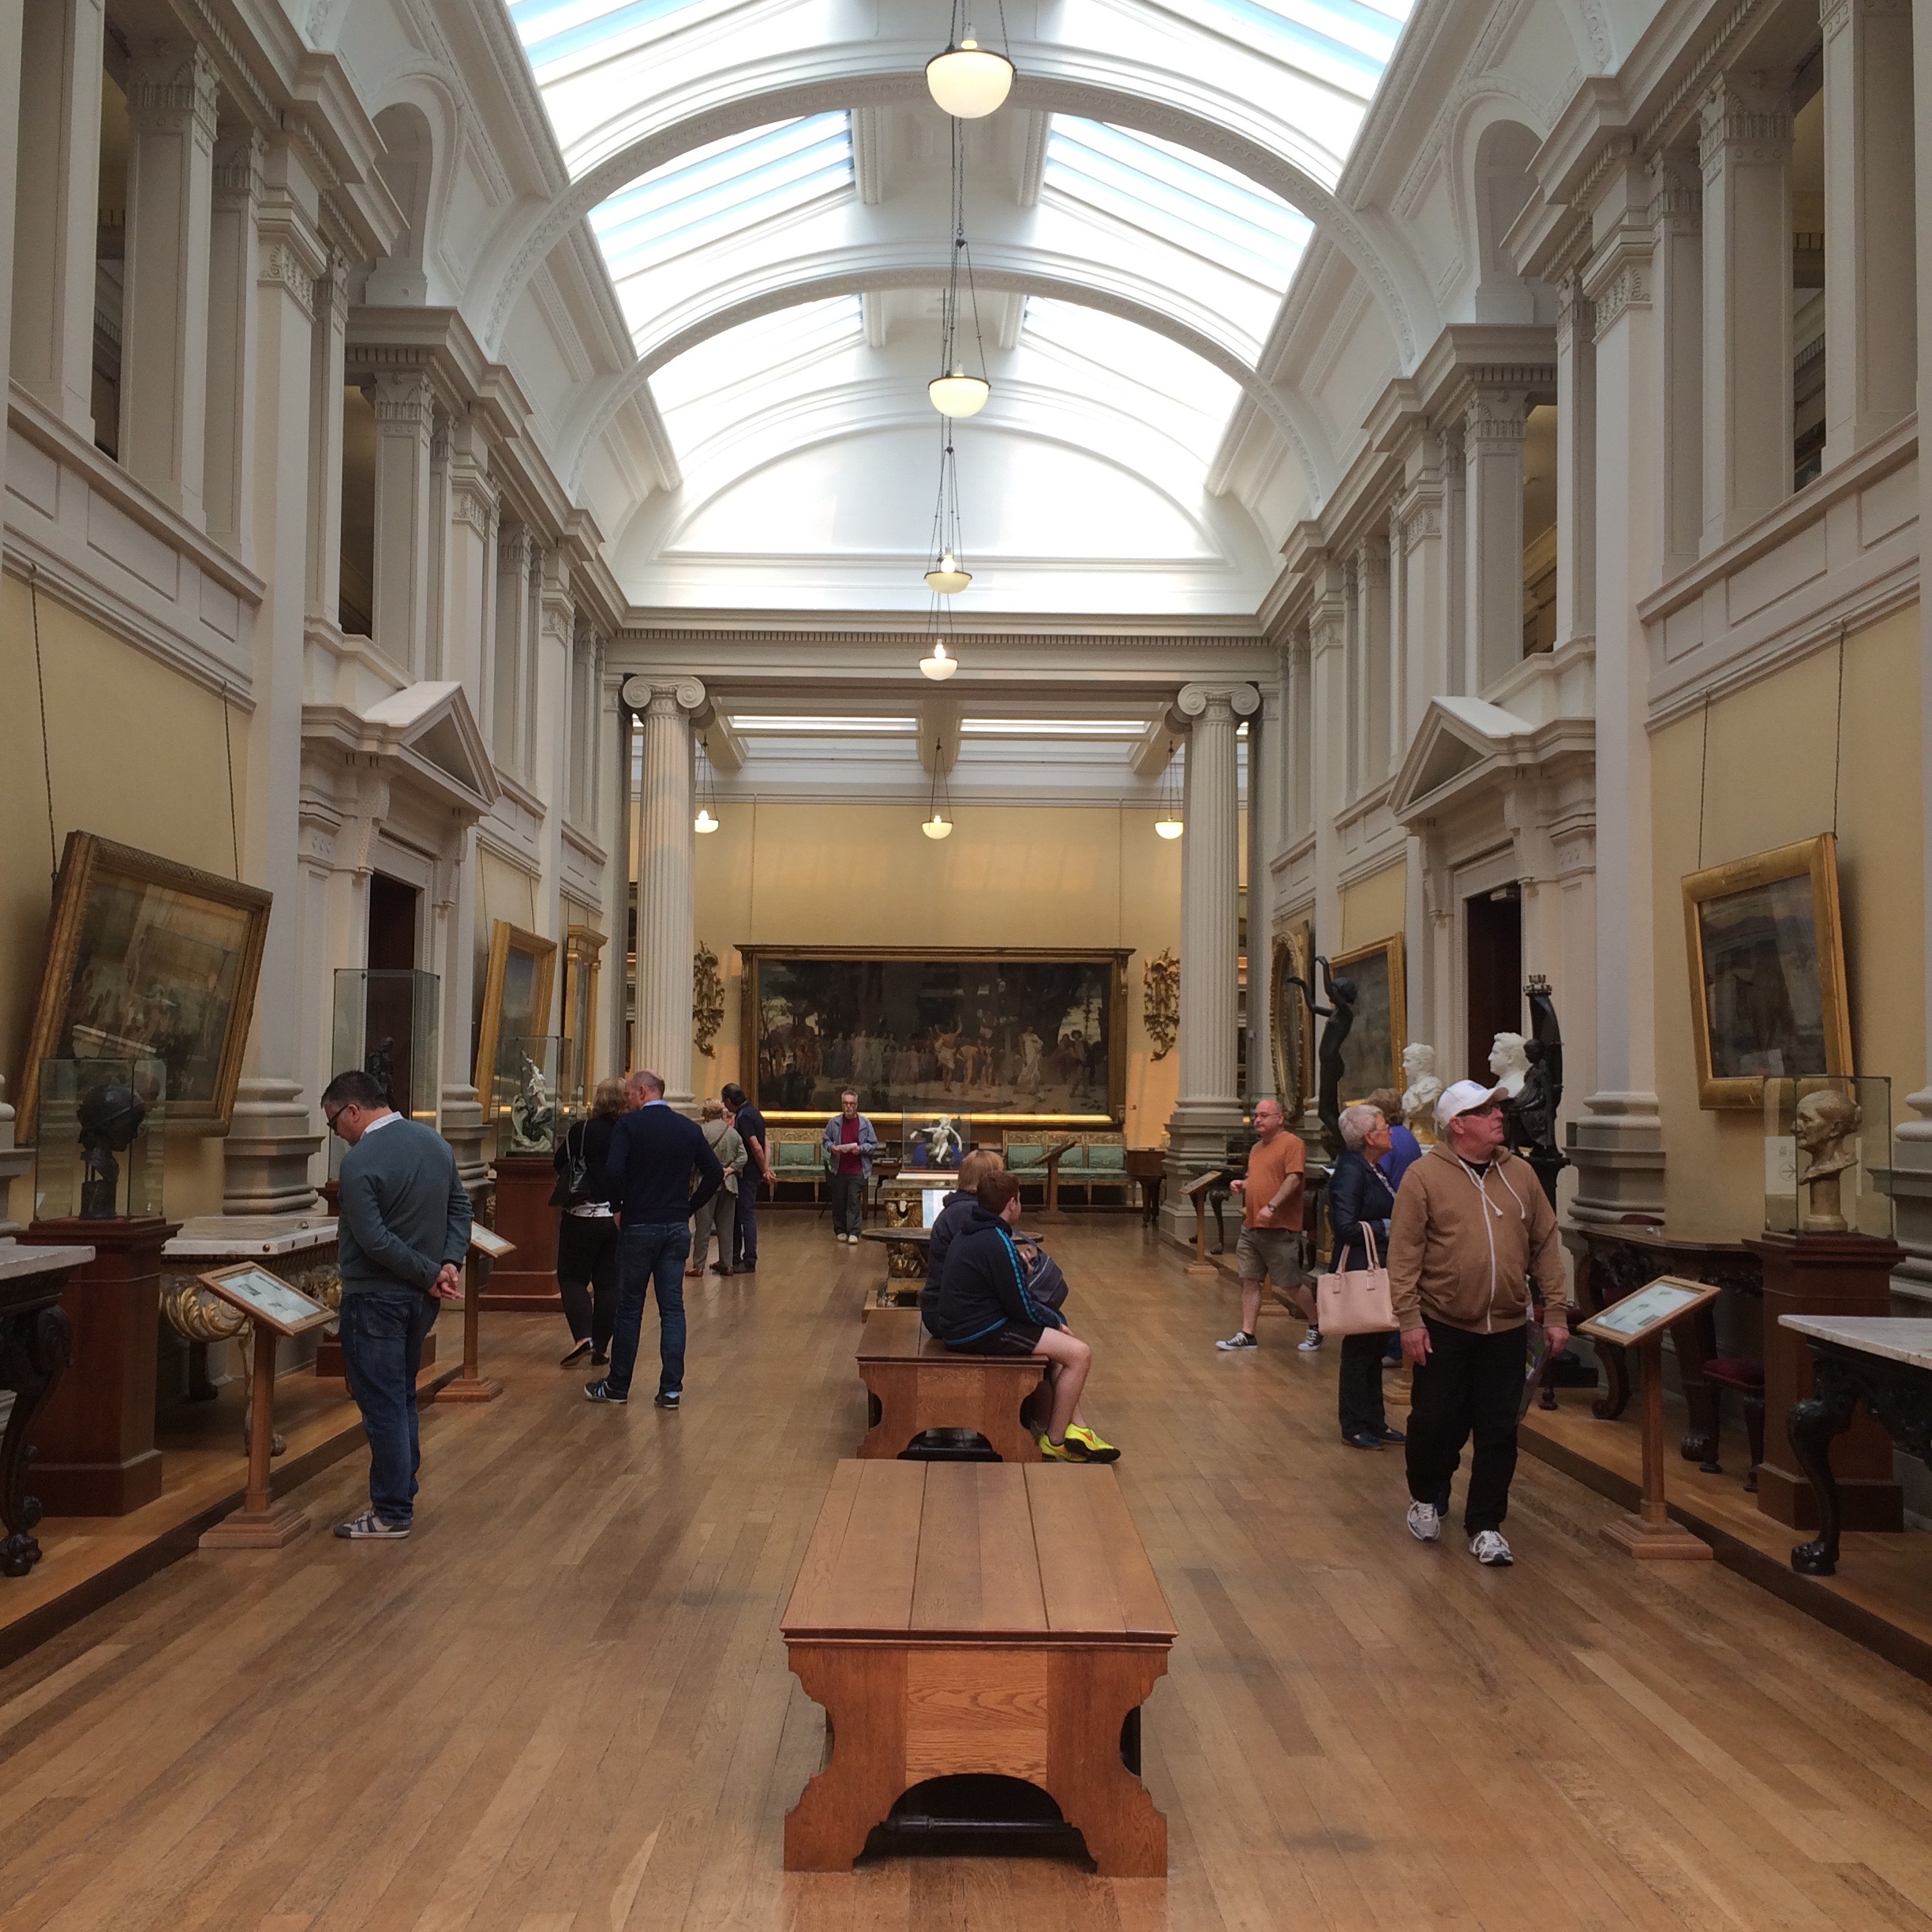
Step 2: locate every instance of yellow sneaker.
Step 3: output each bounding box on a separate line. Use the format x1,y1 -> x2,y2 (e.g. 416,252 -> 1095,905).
1039,1435 -> 1091,1462
1065,1425 -> 1119,1464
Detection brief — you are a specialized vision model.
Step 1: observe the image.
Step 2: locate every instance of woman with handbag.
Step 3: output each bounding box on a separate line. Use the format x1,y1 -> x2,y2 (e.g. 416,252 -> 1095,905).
554,1076 -> 629,1368
690,1099 -> 747,1278
1326,1103 -> 1406,1450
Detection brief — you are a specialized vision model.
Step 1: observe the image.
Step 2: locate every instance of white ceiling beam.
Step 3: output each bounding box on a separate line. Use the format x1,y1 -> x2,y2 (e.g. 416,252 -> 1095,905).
918,696 -> 962,774
1018,110 -> 1048,209
1131,719 -> 1179,779
853,105 -> 887,206
701,712 -> 747,772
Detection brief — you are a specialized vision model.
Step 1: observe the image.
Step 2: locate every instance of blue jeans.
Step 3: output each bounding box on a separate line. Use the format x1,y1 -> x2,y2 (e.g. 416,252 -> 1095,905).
609,1222 -> 691,1398
339,1286 -> 438,1526
732,1184 -> 758,1267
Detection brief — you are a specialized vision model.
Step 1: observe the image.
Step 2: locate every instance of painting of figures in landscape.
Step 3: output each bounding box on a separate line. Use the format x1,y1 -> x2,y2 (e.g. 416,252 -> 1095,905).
746,950 -> 1123,1118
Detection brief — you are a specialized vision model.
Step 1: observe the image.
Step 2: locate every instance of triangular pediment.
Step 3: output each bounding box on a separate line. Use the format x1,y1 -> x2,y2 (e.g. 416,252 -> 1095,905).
1391,696 -> 1535,823
313,680 -> 500,815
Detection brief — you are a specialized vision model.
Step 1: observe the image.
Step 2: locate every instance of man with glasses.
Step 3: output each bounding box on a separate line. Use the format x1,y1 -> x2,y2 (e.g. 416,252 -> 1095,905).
321,1069 -> 470,1539
1390,1078 -> 1570,1567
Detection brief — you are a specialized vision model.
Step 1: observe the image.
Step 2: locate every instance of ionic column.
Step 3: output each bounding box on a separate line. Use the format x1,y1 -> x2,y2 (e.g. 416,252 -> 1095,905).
1245,679 -> 1282,1106
1649,152 -> 1704,580
1354,535 -> 1391,781
604,674 -> 633,1080
370,366 -> 435,676
1573,155 -> 1665,1219
1699,73 -> 1793,549
12,0 -> 103,435
223,141 -> 326,1215
534,549 -> 575,934
1463,386 -> 1529,691
1553,271 -> 1597,646
1396,456 -> 1450,735
1822,0 -> 1916,466
492,525 -> 534,769
1305,562 -> 1348,954
204,131 -> 263,558
305,250 -> 349,624
1160,681 -> 1259,1234
624,677 -> 706,1106
442,413 -> 496,713
122,40 -> 219,522
1384,502 -> 1407,760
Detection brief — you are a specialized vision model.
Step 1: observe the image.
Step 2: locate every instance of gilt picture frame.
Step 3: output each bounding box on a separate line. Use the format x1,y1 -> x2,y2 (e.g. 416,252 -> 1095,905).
474,921 -> 558,1098
1330,933 -> 1406,1103
1269,919 -> 1316,1119
1682,834 -> 1852,1110
15,831 -> 271,1140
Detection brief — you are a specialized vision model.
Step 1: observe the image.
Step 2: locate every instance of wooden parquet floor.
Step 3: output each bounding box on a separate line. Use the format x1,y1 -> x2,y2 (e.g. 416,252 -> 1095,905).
3,1217 -> 1932,1931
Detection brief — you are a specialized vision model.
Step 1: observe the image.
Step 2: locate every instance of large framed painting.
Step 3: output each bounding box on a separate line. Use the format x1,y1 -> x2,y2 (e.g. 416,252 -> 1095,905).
1269,919 -> 1315,1118
1331,934 -> 1406,1103
474,921 -> 557,1095
741,947 -> 1129,1122
16,832 -> 271,1139
1683,833 -> 1851,1109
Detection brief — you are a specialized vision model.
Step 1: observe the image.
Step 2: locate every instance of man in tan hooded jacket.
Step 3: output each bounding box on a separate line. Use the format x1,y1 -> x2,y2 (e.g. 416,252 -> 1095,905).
1389,1079 -> 1571,1567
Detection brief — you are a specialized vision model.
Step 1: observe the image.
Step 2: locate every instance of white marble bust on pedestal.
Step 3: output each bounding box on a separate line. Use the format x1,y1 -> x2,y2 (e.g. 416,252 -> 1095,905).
1488,1032 -> 1530,1099
1400,1044 -> 1442,1137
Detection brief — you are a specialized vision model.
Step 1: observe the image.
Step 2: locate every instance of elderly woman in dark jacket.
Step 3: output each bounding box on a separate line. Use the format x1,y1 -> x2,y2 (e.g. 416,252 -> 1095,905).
1329,1101 -> 1404,1450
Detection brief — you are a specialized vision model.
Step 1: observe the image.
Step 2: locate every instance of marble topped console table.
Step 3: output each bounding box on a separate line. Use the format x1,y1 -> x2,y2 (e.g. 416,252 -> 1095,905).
0,1245 -> 85,1573
1781,1317 -> 1932,1577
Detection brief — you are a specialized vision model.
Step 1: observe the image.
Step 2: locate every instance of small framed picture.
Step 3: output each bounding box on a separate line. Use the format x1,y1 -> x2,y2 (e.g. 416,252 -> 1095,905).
1577,1276 -> 1720,1349
197,1264 -> 333,1338
469,1226 -> 516,1259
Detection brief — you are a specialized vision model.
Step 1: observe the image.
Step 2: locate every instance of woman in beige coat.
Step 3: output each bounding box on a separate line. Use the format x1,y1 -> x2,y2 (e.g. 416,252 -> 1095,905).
690,1099 -> 747,1277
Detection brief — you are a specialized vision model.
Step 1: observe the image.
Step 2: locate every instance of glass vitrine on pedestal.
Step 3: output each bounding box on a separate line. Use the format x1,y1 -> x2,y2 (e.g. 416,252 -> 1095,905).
1762,1076 -> 1893,1238
33,1058 -> 166,1221
492,1036 -> 564,1155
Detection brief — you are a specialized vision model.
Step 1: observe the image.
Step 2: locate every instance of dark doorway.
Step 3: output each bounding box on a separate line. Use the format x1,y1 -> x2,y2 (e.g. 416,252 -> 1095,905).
364,874 -> 422,1118
1465,886 -> 1522,1080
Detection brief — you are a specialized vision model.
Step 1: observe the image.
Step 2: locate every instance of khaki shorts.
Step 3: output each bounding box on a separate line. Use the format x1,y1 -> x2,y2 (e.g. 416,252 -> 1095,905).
1235,1226 -> 1303,1285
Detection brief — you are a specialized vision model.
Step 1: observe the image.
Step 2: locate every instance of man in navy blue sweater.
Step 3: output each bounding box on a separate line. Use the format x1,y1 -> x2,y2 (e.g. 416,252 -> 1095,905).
590,1069 -> 723,1410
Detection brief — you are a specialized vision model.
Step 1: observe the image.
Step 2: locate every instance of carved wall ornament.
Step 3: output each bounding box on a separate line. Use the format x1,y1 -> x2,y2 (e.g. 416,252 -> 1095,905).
1144,949 -> 1179,1060
693,942 -> 724,1058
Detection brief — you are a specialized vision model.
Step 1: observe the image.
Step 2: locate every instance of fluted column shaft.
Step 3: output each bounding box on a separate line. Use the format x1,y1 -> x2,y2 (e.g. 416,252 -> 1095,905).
629,677 -> 705,1104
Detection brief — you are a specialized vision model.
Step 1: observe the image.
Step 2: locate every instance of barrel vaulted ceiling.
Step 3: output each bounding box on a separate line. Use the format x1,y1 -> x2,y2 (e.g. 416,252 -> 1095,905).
499,0 -> 1418,612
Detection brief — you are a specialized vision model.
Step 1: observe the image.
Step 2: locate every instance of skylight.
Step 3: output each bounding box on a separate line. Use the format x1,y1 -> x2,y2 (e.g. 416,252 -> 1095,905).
960,720 -> 1153,738
507,0 -> 713,74
729,716 -> 919,733
1189,0 -> 1410,95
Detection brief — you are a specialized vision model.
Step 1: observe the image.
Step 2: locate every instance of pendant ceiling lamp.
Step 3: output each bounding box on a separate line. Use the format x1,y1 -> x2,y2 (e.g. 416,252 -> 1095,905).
919,638 -> 959,680
927,2 -> 1013,118
923,735 -> 956,839
930,121 -> 990,418
1154,738 -> 1183,839
923,422 -> 973,599
695,734 -> 721,833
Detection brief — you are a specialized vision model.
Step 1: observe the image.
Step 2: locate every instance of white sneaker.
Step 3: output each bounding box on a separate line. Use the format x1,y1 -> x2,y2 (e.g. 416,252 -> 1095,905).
1297,1328 -> 1324,1352
1470,1530 -> 1513,1567
1406,1500 -> 1440,1543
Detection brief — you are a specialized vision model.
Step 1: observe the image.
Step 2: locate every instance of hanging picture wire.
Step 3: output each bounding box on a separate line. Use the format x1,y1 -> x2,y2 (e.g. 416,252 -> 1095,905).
929,118 -> 990,416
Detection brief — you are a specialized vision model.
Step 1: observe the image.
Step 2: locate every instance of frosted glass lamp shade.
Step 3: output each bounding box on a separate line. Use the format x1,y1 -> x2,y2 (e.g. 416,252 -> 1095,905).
924,552 -> 972,594
695,807 -> 721,833
1154,816 -> 1183,840
929,370 -> 990,417
926,40 -> 1013,118
920,641 -> 960,680
922,812 -> 954,840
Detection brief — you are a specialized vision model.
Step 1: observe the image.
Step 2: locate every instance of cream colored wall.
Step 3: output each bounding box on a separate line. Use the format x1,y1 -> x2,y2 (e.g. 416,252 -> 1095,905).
691,801 -> 1183,1144
1340,860 -> 1407,951
0,574 -> 247,1223
1651,605 -> 1923,1232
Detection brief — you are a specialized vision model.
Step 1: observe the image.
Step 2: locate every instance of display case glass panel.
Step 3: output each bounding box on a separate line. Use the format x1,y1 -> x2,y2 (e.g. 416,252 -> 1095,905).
493,1035 -> 564,1155
1763,1075 -> 1892,1238
34,1057 -> 166,1220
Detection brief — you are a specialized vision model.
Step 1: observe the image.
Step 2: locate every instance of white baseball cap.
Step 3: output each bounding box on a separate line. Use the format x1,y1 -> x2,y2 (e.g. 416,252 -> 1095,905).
1434,1079 -> 1506,1131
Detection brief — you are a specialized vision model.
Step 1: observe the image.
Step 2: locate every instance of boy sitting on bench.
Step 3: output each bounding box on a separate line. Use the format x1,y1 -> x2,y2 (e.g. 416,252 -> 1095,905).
934,1170 -> 1118,1463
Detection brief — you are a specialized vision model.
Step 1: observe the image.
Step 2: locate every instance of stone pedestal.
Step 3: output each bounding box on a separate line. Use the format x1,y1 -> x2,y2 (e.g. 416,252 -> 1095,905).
1747,1230 -> 1905,1531
481,1155 -> 561,1309
24,1215 -> 178,1515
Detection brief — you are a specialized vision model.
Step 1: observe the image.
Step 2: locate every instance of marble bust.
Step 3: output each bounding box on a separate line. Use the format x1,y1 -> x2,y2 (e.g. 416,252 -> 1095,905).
1488,1032 -> 1530,1099
1401,1043 -> 1442,1136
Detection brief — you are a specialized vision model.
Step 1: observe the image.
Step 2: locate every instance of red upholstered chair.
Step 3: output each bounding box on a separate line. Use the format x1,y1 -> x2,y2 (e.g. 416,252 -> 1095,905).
1700,1357 -> 1765,1492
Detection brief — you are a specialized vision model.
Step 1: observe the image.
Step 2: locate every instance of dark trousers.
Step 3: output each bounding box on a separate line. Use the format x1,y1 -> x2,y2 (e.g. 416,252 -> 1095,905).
1338,1330 -> 1391,1437
732,1181 -> 759,1267
609,1222 -> 691,1398
1404,1318 -> 1528,1534
556,1214 -> 619,1353
339,1286 -> 438,1526
829,1174 -> 866,1235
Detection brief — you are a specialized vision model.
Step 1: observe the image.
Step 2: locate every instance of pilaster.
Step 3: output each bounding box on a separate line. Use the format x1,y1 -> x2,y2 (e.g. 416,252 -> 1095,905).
439,828 -> 488,1189
1649,151 -> 1704,581
492,524 -> 534,771
443,414 -> 497,713
122,40 -> 220,523
1463,386 -> 1529,693
1395,459 -> 1449,734
305,253 -> 350,623
205,131 -> 264,558
369,367 -> 435,676
1553,270 -> 1597,648
1354,537 -> 1392,782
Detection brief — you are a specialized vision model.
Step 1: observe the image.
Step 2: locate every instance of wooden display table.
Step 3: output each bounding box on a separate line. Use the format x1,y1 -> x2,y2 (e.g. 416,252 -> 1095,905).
0,1245 -> 81,1574
857,1309 -> 1046,1462
781,1459 -> 1176,1874
24,1216 -> 178,1515
479,1154 -> 560,1309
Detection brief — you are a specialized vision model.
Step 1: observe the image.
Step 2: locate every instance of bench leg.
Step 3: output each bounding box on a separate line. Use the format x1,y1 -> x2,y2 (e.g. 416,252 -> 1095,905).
858,1366 -> 914,1458
784,1646 -> 908,1870
1046,1650 -> 1169,1878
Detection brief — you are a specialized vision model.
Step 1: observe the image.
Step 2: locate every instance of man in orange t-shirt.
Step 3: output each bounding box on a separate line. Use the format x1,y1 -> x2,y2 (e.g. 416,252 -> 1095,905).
1215,1097 -> 1309,1351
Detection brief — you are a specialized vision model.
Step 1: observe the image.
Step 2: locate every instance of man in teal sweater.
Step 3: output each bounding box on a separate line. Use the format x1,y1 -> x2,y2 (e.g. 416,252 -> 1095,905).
323,1069 -> 471,1538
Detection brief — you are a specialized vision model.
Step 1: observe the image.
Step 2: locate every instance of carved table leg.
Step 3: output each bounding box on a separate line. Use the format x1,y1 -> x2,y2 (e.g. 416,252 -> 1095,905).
784,1645 -> 909,1870
1788,1367 -> 1858,1576
0,1304 -> 75,1575
1046,1649 -> 1170,1878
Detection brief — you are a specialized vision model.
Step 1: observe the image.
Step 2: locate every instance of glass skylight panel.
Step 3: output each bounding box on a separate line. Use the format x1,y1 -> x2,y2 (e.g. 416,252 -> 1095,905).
1043,120 -> 1312,294
960,720 -> 1152,737
1179,0 -> 1411,97
729,716 -> 918,733
590,116 -> 852,286
508,0 -> 716,73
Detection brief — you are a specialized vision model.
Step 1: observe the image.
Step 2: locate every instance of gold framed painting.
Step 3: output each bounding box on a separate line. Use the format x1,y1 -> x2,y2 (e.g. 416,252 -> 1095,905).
1269,919 -> 1316,1118
474,921 -> 558,1096
560,925 -> 605,1106
1683,833 -> 1852,1110
1329,933 -> 1406,1103
16,831 -> 271,1140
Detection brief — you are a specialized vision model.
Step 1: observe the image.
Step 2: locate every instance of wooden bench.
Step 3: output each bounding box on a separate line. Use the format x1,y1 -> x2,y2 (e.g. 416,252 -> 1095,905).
857,1309 -> 1046,1460
781,1458 -> 1177,1874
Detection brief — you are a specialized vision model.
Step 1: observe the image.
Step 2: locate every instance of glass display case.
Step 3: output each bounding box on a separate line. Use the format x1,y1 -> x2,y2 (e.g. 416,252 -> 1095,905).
34,1056 -> 165,1221
331,969 -> 440,1124
492,1035 -> 564,1155
1763,1075 -> 1892,1238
